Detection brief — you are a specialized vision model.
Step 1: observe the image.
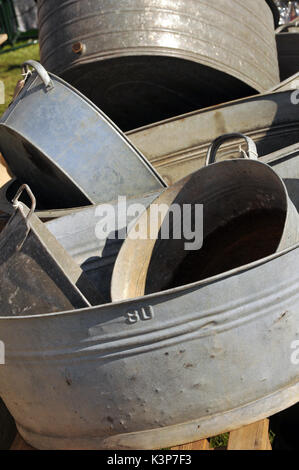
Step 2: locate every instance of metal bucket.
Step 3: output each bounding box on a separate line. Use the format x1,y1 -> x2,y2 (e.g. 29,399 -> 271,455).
0,239 -> 298,449
276,19 -> 299,81
38,0 -> 279,130
128,88 -> 299,185
0,185 -> 103,316
0,61 -> 165,210
111,134 -> 299,300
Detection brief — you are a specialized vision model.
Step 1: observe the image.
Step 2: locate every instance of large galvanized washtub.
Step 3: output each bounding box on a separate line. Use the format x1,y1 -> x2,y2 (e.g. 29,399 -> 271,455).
276,19 -> 299,81
37,0 -> 279,130
0,241 -> 298,449
127,88 -> 299,185
0,61 -> 165,210
111,134 -> 299,299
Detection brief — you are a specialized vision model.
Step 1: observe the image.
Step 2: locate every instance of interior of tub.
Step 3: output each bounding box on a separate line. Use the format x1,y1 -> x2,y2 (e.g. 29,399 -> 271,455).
0,127 -> 92,210
112,160 -> 291,299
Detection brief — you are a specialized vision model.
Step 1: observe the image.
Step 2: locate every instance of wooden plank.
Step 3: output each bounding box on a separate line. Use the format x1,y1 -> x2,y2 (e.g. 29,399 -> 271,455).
227,419 -> 272,450
171,439 -> 211,450
0,34 -> 8,46
10,433 -> 35,450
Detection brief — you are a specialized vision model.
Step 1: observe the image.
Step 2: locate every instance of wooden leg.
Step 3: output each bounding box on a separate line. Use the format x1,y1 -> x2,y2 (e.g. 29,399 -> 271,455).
171,439 -> 211,450
227,419 -> 272,450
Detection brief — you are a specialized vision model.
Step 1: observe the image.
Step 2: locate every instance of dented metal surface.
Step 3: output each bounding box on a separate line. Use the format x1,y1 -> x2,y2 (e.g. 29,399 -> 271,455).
0,61 -> 165,210
0,145 -> 298,449
38,0 -> 279,130
0,241 -> 298,449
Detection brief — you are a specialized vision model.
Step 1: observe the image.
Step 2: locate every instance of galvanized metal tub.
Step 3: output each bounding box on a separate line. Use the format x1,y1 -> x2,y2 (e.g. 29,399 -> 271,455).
38,0 -> 279,130
0,61 -> 165,209
111,135 -> 299,300
0,241 -> 298,449
128,89 -> 299,185
276,19 -> 299,81
0,185 -> 103,316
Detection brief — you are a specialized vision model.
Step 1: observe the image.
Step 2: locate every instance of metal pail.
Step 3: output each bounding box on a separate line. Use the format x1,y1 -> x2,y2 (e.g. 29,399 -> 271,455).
37,0 -> 279,130
111,134 -> 299,300
0,61 -> 165,210
0,185 -> 103,316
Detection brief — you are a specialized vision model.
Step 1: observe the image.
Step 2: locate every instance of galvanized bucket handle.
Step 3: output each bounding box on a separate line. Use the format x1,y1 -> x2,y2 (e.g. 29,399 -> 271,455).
205,133 -> 258,166
22,60 -> 54,91
12,184 -> 36,222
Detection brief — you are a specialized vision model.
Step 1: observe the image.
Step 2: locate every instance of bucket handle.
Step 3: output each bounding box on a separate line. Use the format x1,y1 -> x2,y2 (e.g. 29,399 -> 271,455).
205,133 -> 258,166
22,60 -> 54,91
12,184 -> 36,222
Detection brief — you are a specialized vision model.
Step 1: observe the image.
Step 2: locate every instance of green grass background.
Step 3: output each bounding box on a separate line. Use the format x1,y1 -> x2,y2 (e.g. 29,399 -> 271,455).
0,41 -> 40,117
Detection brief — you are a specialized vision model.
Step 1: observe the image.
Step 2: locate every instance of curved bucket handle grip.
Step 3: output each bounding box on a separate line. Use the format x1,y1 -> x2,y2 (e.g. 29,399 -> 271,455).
12,184 -> 36,222
205,133 -> 258,166
276,17 -> 299,33
22,60 -> 54,91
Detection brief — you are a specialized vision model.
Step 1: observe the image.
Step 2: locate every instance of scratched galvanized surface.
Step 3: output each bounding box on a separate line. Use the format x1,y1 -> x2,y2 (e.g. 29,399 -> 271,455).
0,240 -> 298,449
37,0 -> 279,129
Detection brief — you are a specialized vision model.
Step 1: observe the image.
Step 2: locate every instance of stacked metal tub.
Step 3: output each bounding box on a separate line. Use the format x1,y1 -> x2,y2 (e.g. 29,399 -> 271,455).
37,0 -> 280,130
